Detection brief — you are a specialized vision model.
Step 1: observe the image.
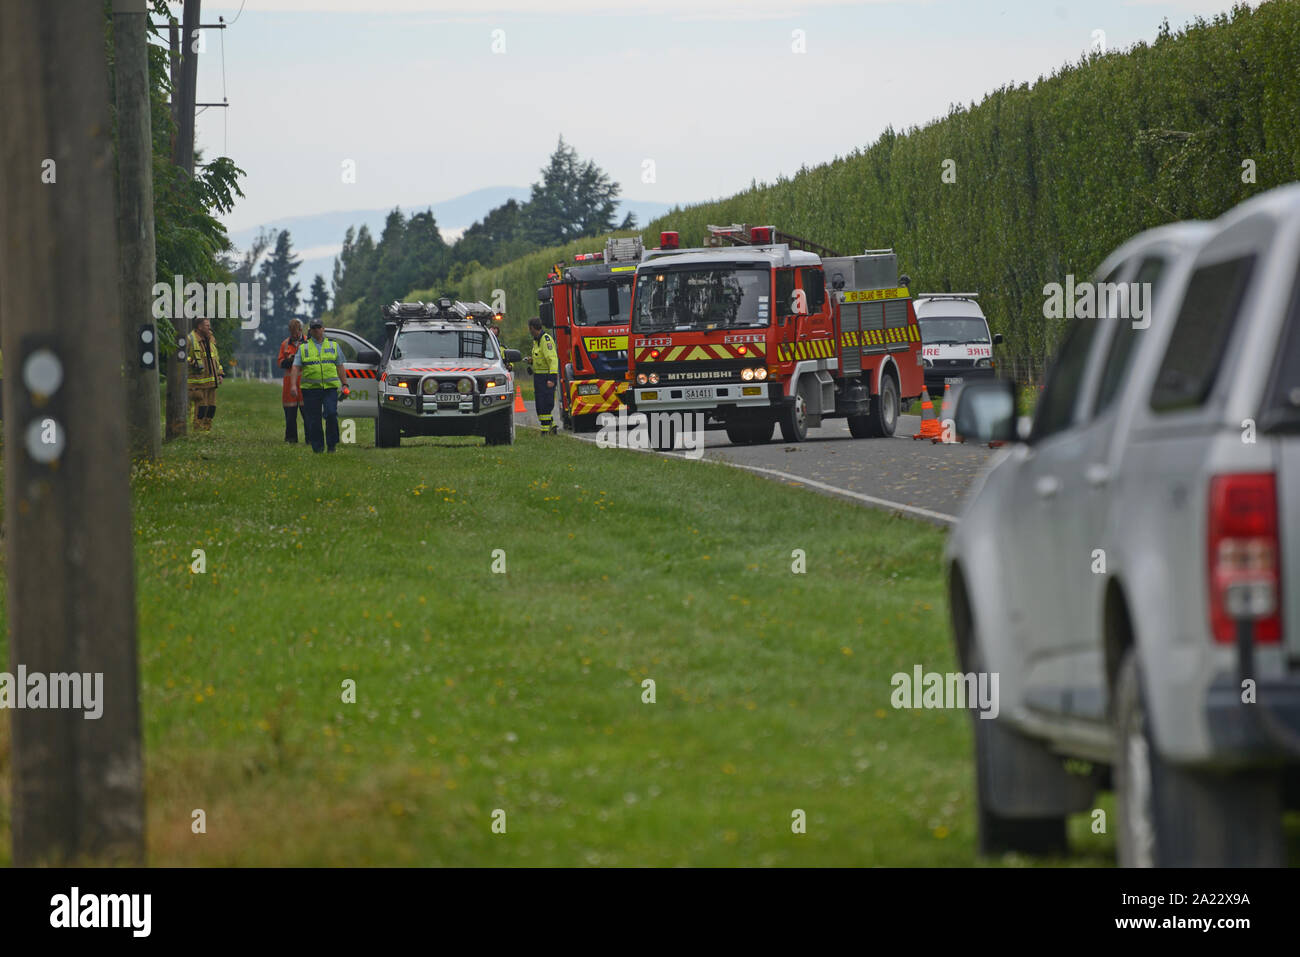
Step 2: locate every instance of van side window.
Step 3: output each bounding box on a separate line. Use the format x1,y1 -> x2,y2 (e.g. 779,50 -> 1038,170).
1150,255 -> 1256,412
1031,319 -> 1101,442
775,269 -> 796,317
800,268 -> 826,312
1093,255 -> 1166,417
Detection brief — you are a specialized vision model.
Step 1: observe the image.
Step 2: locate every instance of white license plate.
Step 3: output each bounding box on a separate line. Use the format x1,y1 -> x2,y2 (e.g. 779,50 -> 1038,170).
944,376 -> 965,385
433,394 -> 463,403
683,387 -> 713,399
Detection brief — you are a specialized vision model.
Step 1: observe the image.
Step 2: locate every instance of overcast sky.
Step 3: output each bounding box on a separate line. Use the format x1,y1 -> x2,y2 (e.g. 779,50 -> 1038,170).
186,0 -> 1256,234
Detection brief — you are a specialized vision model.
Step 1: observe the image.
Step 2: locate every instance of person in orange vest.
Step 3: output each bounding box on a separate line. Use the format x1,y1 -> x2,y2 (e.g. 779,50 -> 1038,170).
278,318 -> 307,442
187,316 -> 224,431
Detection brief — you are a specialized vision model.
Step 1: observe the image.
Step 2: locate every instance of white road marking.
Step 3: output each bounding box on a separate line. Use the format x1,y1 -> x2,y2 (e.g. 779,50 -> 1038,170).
719,462 -> 958,525
566,431 -> 958,526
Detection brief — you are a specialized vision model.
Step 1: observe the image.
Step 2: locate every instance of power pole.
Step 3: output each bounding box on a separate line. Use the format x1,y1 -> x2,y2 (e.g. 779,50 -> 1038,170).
0,0 -> 145,864
164,0 -> 201,441
114,0 -> 161,461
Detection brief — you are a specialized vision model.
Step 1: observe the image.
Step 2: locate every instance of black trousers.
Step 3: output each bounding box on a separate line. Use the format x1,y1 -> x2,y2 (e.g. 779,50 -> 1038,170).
284,405 -> 306,442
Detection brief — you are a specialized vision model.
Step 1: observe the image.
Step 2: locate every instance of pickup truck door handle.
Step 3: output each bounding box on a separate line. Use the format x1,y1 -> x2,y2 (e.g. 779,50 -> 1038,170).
1085,463 -> 1111,488
1035,475 -> 1060,499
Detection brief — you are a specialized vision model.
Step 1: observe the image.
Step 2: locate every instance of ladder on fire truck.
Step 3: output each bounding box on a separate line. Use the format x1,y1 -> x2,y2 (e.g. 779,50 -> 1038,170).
705,223 -> 843,259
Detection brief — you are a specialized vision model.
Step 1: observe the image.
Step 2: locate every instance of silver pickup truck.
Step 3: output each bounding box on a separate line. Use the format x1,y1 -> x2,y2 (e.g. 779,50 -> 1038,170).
948,183 -> 1300,866
328,300 -> 523,447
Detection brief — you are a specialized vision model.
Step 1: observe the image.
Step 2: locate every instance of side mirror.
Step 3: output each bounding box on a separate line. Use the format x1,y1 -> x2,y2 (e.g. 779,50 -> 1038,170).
505,349 -> 523,364
537,286 -> 553,303
356,348 -> 381,365
992,333 -> 1004,345
539,302 -> 554,329
953,378 -> 1018,444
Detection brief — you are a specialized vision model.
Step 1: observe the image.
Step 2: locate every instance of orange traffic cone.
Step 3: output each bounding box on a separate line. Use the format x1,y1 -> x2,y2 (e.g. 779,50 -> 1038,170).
513,382 -> 526,413
913,388 -> 942,440
932,382 -> 961,444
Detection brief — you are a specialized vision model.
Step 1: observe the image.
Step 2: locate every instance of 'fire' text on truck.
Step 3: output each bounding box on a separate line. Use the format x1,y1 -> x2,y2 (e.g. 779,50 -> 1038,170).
537,236 -> 643,432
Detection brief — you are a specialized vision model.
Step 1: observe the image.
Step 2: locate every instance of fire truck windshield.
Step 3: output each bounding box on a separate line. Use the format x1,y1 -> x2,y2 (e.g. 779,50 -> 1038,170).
392,329 -> 498,360
575,281 -> 632,326
632,266 -> 770,332
917,316 -> 990,345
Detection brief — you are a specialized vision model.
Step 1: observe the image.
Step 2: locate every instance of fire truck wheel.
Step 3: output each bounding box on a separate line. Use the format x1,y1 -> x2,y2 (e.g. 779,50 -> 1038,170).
851,374 -> 899,438
726,420 -> 774,445
778,383 -> 809,442
725,423 -> 754,445
652,414 -> 677,452
376,409 -> 401,448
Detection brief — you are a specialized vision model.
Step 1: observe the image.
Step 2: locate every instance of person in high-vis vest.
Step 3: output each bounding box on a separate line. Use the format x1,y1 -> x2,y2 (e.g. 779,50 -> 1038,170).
288,317 -> 350,453
187,316 -> 224,431
527,316 -> 559,434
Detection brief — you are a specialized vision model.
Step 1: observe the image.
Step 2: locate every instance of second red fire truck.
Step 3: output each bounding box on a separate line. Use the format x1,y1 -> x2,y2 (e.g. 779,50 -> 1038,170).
536,235 -> 643,432
621,224 -> 924,445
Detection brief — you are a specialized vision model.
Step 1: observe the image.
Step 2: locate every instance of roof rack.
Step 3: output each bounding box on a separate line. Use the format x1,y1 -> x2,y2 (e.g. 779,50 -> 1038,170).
914,292 -> 980,300
383,298 -> 498,328
706,223 -> 842,259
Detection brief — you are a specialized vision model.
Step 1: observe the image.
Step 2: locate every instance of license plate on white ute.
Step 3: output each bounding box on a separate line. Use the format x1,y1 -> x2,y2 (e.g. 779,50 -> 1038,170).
683,387 -> 712,399
433,394 -> 462,403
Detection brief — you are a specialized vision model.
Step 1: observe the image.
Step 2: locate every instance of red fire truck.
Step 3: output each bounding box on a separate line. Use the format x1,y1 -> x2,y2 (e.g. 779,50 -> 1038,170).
621,224 -> 924,445
536,235 -> 643,432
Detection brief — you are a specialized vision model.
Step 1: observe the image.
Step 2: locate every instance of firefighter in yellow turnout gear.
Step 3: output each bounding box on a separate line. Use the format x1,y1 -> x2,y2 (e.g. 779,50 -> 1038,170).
187,317 -> 224,430
527,316 -> 559,433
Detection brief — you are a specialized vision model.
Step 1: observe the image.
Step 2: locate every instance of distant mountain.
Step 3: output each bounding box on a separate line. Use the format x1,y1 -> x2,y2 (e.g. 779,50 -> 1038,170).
227,190 -> 686,294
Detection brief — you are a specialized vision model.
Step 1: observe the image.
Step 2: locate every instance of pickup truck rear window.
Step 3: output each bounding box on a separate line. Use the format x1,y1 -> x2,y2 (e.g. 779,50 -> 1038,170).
1150,254 -> 1255,412
1261,266 -> 1300,432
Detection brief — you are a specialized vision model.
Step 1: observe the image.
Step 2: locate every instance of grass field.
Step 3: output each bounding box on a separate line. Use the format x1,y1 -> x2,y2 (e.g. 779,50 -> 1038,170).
0,380 -> 1115,866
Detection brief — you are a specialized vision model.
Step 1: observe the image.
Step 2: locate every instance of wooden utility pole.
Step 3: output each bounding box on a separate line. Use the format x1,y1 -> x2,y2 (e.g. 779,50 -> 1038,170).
164,0 -> 201,440
114,0 -> 162,461
0,1 -> 145,864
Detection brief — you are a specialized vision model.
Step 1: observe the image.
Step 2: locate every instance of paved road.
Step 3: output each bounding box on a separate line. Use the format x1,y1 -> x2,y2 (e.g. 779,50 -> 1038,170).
540,406 -> 996,525
696,414 -> 994,524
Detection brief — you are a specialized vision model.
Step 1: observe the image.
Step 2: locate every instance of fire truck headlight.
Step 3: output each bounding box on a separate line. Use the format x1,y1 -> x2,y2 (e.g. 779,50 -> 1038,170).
754,367 -> 768,381
457,377 -> 474,395
421,378 -> 438,395
636,373 -> 648,385
922,358 -> 933,368
976,358 -> 992,368
741,367 -> 755,382
648,373 -> 659,385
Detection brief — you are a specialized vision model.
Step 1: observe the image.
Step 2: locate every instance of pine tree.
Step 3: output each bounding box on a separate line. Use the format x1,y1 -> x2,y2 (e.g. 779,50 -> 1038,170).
265,229 -> 301,330
523,136 -> 620,245
307,274 -> 329,318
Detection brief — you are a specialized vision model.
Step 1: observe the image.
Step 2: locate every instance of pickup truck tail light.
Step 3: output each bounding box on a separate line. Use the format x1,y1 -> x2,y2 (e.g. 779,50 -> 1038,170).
1207,472 -> 1282,643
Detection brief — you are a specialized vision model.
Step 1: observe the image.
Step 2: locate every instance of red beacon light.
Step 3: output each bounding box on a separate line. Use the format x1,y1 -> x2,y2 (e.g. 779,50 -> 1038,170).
750,226 -> 774,244
659,231 -> 680,250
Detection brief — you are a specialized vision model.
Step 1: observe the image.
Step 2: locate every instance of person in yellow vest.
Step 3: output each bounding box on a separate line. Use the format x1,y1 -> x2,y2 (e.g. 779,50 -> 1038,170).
288,317 -> 351,453
187,316 -> 224,431
527,316 -> 559,434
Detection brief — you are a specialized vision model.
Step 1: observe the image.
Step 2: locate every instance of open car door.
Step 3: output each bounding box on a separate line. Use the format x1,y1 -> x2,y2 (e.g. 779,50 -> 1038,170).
327,327 -> 381,419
